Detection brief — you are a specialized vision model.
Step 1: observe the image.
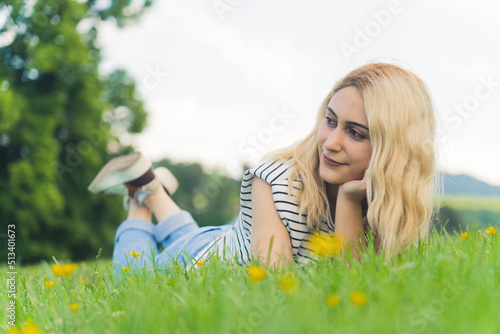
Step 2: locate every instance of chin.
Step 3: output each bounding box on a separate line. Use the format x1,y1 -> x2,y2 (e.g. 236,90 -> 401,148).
318,165 -> 344,185
319,164 -> 362,185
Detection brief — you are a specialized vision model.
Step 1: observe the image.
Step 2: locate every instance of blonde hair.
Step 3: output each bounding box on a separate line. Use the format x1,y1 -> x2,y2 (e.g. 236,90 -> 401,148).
262,62 -> 443,261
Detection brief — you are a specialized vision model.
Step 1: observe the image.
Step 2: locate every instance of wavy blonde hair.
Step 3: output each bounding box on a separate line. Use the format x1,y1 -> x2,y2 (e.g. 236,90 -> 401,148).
262,62 -> 443,261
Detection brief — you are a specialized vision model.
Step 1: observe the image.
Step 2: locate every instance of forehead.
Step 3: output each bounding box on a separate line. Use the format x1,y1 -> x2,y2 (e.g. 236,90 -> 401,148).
327,86 -> 367,124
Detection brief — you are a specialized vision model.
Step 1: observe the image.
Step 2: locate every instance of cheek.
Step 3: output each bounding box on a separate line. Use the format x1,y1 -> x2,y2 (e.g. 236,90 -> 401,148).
356,146 -> 372,167
317,124 -> 328,146
349,143 -> 371,165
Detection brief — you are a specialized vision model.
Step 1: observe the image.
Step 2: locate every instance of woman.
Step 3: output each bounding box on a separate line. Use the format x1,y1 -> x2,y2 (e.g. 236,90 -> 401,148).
89,62 -> 441,273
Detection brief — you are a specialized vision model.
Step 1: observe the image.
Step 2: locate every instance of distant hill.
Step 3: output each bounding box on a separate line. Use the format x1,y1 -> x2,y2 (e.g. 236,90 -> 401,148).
441,173 -> 500,197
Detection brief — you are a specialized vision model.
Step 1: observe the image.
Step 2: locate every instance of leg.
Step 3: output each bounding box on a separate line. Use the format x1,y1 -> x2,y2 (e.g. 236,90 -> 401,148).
112,200 -> 159,275
89,152 -> 230,272
143,186 -> 182,222
156,223 -> 234,267
143,188 -> 234,268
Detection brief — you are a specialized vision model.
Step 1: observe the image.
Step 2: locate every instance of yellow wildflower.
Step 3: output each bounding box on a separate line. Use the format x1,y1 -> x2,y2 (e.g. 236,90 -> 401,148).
94,271 -> 99,276
349,291 -> 367,306
79,279 -> 85,285
22,321 -> 43,334
129,250 -> 141,257
326,294 -> 341,307
278,272 -> 297,293
45,280 -> 56,289
51,264 -> 62,276
486,226 -> 497,235
7,327 -> 23,334
70,303 -> 79,311
51,263 -> 77,277
461,232 -> 470,240
196,261 -> 204,267
248,265 -> 266,283
310,231 -> 343,257
121,267 -> 132,272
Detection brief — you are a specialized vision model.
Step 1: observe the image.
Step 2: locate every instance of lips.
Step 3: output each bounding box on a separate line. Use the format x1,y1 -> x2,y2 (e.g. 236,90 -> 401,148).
323,154 -> 347,165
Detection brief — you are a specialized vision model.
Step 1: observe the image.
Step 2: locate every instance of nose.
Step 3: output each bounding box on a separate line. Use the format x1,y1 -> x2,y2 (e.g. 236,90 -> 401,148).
324,127 -> 343,152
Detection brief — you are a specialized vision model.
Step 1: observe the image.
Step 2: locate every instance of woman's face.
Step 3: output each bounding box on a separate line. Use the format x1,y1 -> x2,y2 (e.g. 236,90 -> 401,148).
317,86 -> 372,185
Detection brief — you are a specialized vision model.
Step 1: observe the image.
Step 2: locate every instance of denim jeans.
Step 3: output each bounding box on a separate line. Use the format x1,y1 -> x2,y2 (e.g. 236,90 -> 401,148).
112,210 -> 234,275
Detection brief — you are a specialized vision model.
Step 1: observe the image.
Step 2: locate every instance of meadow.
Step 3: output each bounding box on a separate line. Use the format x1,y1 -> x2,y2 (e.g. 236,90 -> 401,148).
2,222 -> 499,334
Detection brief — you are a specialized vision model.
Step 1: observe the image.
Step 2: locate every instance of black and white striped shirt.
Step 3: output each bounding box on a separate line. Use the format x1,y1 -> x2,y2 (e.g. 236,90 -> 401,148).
193,159 -> 337,266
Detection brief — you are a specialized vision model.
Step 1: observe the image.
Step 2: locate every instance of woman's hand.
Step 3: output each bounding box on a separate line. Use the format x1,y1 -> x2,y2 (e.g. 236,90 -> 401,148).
338,170 -> 368,203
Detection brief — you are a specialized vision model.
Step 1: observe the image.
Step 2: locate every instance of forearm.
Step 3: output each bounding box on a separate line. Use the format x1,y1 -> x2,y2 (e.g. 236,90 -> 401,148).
334,193 -> 367,261
251,234 -> 293,270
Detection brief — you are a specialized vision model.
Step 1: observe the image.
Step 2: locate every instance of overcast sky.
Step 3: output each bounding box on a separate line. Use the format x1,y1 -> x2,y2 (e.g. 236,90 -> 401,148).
95,0 -> 500,186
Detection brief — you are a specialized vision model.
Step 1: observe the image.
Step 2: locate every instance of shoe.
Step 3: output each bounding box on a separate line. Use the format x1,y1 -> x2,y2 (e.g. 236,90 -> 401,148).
154,167 -> 179,196
122,167 -> 179,211
88,152 -> 153,195
88,152 -> 178,197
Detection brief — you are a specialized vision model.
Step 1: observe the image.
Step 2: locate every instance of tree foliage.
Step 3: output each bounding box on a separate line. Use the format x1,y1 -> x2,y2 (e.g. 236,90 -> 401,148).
0,0 -> 152,263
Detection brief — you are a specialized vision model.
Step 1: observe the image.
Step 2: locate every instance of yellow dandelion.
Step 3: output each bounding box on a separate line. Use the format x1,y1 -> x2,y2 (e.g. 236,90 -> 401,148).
461,232 -> 470,240
248,265 -> 266,283
21,321 -> 43,334
326,294 -> 341,307
278,272 -> 297,293
51,264 -> 62,277
45,280 -> 56,289
70,303 -> 79,311
121,267 -> 132,272
349,291 -> 367,306
51,264 -> 77,277
310,231 -> 343,258
486,226 -> 497,235
196,261 -> 204,267
62,264 -> 75,276
129,250 -> 141,257
79,279 -> 85,285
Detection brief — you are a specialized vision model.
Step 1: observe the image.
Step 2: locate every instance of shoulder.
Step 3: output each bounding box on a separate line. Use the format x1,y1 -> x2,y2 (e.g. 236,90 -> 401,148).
243,158 -> 296,186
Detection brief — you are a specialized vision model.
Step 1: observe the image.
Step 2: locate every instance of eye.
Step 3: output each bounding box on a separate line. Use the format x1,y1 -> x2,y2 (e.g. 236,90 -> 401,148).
348,128 -> 364,139
325,116 -> 336,127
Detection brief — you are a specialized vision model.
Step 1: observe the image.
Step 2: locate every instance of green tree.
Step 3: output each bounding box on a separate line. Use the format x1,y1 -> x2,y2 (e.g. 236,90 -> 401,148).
0,0 -> 152,263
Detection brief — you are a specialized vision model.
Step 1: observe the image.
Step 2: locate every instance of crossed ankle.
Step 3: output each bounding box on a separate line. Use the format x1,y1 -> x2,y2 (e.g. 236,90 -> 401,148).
130,179 -> 161,205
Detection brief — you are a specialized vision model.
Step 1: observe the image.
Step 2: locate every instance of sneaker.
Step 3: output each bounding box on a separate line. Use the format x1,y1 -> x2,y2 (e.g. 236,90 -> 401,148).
88,152 -> 153,195
122,167 -> 179,211
88,152 -> 178,196
154,167 -> 179,196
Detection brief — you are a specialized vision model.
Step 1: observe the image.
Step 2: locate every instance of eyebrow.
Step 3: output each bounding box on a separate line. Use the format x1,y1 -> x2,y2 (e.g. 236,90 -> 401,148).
326,107 -> 369,131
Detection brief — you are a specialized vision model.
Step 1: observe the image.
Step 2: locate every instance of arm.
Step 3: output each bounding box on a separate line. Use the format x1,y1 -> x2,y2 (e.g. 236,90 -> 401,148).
250,176 -> 293,270
335,171 -> 369,262
334,193 -> 367,261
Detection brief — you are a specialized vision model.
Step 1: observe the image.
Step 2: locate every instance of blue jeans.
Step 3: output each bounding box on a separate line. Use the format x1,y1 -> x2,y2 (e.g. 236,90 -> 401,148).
112,210 -> 233,275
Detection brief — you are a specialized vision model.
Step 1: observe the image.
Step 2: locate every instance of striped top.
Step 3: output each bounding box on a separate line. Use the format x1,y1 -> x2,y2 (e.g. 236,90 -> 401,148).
194,159 -> 337,266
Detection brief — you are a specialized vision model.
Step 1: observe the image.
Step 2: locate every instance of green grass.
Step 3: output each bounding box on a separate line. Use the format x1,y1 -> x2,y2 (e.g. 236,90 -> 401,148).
441,196 -> 500,211
2,228 -> 500,334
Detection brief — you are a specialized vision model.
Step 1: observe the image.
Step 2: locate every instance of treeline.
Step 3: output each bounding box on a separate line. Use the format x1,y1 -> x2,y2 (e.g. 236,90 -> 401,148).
0,0 -> 154,264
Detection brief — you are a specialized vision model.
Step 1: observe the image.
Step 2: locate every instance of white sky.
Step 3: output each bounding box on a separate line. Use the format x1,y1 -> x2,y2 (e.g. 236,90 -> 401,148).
96,0 -> 500,186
